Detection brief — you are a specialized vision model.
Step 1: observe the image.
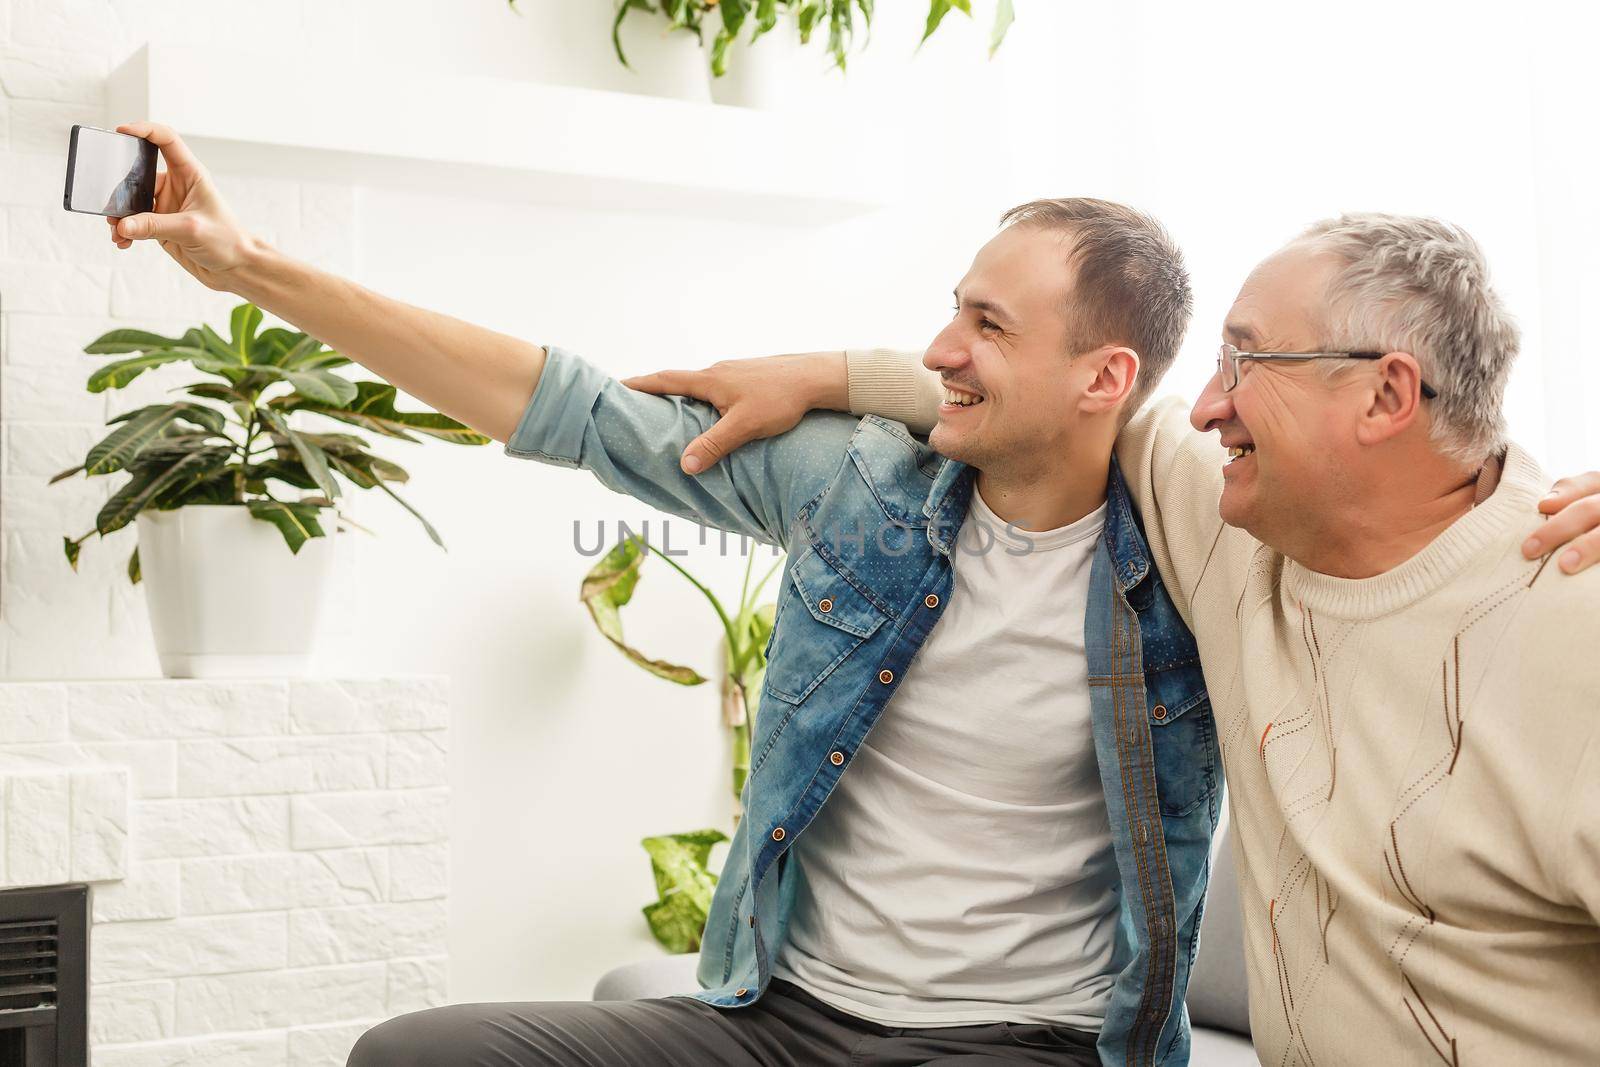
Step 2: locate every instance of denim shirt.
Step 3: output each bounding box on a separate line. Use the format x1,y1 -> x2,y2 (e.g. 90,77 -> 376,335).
506,347 -> 1222,1065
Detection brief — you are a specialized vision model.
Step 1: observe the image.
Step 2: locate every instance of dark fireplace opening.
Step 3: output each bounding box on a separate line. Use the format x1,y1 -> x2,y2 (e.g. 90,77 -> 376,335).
0,884 -> 87,1067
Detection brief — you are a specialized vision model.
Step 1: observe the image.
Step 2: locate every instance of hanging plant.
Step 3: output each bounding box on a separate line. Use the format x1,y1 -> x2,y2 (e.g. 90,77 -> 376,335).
506,0 -> 1015,77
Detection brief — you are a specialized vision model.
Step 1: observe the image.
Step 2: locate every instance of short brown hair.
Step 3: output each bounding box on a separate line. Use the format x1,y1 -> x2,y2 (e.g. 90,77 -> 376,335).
999,198 -> 1192,420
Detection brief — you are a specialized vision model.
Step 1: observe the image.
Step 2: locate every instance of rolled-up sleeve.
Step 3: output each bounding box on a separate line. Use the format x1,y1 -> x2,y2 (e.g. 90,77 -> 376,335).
504,345 -> 860,549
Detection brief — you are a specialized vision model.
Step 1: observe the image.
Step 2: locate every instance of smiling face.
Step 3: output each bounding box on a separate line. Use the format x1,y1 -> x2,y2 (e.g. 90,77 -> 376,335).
922,225 -> 1098,472
1189,244 -> 1370,543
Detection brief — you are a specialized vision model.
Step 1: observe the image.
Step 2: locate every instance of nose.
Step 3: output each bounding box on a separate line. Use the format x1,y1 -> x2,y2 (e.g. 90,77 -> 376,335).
923,324 -> 971,374
1190,369 -> 1235,433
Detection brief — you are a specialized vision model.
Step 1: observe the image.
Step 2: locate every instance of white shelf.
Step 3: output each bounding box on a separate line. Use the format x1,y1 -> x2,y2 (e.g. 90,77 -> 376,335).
107,44 -> 894,225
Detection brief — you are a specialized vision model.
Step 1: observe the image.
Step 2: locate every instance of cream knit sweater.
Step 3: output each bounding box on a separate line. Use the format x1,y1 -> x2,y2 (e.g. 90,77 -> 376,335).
847,349 -> 1600,1065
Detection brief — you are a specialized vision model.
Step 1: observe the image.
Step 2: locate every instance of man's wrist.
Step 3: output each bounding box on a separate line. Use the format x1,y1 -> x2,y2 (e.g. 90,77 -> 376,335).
806,350 -> 850,412
223,232 -> 286,305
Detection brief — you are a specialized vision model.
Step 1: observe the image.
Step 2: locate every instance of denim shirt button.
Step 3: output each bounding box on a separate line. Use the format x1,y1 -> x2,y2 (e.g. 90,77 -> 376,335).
771,827 -> 786,842
736,987 -> 749,997
1153,704 -> 1168,720
830,751 -> 846,766
818,598 -> 833,613
924,593 -> 940,609
878,669 -> 894,685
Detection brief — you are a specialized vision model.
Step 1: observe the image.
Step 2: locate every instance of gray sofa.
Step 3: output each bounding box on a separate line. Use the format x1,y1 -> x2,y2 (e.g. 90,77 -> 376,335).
592,823 -> 1255,1064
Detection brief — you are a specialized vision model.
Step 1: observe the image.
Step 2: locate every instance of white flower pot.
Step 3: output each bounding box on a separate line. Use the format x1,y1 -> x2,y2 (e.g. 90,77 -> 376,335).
614,16 -> 712,103
135,505 -> 340,679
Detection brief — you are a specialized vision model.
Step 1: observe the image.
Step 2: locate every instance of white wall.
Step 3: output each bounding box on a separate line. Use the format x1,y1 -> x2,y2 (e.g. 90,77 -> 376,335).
1,0 -> 1595,1007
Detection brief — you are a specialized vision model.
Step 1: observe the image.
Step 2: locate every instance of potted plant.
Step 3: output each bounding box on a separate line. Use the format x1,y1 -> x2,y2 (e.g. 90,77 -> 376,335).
579,533 -> 782,952
51,301 -> 489,678
507,0 -> 1016,109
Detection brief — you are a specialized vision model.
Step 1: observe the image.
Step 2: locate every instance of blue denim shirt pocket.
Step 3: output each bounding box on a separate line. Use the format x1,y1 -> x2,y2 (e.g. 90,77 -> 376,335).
1124,564 -> 1217,820
763,545 -> 889,706
1144,668 -> 1215,819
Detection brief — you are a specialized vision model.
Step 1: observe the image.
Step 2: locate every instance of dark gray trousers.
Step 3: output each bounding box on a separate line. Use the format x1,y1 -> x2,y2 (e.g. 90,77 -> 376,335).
345,978 -> 1100,1067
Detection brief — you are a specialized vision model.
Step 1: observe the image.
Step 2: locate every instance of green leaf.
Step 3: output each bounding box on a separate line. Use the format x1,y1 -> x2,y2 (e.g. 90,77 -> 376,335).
82,328 -> 192,355
295,430 -> 376,456
244,458 -> 320,492
127,546 -> 141,584
127,433 -> 234,469
370,478 -> 445,549
228,303 -> 264,362
273,380 -> 491,445
640,829 -> 728,954
258,407 -> 340,501
100,343 -> 247,384
920,0 -> 971,46
85,403 -> 227,475
95,449 -> 231,534
719,0 -> 749,37
754,0 -> 779,34
85,351 -> 193,393
711,28 -> 734,76
169,474 -> 239,507
198,323 -> 246,365
182,383 -> 243,404
612,0 -> 659,68
323,449 -> 410,492
580,537 -> 707,686
254,329 -> 338,372
797,0 -> 825,42
254,365 -> 360,407
48,463 -> 86,486
63,536 -> 82,572
828,0 -> 852,70
254,327 -> 300,363
288,349 -> 354,372
746,601 -> 777,664
245,498 -> 327,554
989,0 -> 1013,55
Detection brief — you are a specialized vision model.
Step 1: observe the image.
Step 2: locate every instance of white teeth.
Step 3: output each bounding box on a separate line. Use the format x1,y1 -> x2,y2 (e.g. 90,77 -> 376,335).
943,387 -> 984,407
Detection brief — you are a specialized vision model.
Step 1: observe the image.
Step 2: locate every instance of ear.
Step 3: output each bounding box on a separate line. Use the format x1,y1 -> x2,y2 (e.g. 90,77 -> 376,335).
1078,346 -> 1140,417
1354,351 -> 1426,446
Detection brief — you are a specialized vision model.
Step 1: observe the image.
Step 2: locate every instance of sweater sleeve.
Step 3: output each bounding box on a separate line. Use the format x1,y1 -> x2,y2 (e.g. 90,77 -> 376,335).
1113,397 -> 1244,627
845,348 -> 941,434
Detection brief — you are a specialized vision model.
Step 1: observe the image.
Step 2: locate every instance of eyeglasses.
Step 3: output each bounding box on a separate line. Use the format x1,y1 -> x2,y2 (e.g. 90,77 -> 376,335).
1216,343 -> 1439,400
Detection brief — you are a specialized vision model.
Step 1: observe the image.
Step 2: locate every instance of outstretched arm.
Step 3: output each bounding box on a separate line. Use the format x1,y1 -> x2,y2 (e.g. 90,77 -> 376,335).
106,121 -> 858,547
107,121 -> 546,446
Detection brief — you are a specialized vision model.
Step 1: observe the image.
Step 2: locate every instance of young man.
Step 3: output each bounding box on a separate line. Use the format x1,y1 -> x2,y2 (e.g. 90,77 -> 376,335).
645,214 -> 1600,1063
107,122 -> 1216,1065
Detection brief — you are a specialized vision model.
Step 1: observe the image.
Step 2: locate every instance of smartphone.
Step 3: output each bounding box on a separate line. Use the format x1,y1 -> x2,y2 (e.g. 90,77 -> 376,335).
63,124 -> 156,218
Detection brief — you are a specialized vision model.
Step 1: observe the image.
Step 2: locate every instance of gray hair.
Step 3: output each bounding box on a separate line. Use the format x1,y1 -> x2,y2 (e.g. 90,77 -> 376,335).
1295,212 -> 1518,466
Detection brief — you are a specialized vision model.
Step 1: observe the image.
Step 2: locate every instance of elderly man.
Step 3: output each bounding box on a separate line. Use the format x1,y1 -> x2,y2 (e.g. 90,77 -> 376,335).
640,213 -> 1600,1063
106,119 -> 1236,1065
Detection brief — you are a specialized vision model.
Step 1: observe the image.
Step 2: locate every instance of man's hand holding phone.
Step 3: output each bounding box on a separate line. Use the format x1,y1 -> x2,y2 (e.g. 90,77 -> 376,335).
104,121 -> 256,293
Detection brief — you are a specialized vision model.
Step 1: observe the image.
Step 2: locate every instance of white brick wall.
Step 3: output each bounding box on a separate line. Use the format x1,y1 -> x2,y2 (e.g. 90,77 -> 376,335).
0,676 -> 451,1066
0,1 -> 362,680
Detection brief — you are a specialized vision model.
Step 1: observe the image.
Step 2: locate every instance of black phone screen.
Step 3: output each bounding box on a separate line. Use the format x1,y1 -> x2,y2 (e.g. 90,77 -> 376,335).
63,125 -> 156,218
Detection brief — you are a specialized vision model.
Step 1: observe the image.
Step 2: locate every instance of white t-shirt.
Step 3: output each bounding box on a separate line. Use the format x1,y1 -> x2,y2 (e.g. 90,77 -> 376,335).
772,487 -> 1119,1029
